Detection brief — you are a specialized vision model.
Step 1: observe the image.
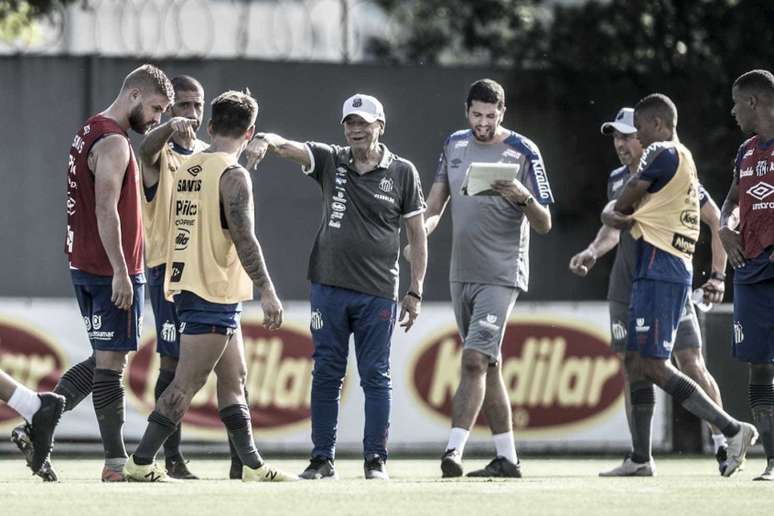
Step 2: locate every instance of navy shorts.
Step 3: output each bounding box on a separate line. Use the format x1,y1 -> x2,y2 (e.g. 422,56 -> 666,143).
147,264 -> 181,358
733,279 -> 774,363
627,278 -> 689,359
174,290 -> 241,336
71,270 -> 145,352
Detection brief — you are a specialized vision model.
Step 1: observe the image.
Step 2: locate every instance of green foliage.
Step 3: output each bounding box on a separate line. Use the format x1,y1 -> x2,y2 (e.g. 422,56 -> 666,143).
0,0 -> 77,43
368,0 -> 549,65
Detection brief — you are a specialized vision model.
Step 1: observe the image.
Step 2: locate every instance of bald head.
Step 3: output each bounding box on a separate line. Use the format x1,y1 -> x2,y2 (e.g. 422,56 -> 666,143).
122,64 -> 174,104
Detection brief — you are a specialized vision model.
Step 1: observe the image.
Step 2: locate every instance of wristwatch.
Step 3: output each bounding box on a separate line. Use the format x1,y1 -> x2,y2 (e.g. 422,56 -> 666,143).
406,291 -> 422,301
517,196 -> 534,207
710,271 -> 726,281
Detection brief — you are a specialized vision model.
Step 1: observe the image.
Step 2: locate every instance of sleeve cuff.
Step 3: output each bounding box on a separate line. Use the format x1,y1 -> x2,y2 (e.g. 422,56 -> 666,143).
402,207 -> 426,219
301,144 -> 315,175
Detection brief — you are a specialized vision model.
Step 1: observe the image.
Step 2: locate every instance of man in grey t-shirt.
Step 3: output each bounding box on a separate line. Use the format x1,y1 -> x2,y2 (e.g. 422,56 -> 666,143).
418,79 -> 553,478
569,107 -> 730,476
245,93 -> 427,481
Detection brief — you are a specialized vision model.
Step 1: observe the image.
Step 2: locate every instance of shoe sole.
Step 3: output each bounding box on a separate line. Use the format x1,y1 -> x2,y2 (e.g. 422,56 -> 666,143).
723,426 -> 759,478
10,429 -> 58,481
441,458 -> 463,478
599,470 -> 654,477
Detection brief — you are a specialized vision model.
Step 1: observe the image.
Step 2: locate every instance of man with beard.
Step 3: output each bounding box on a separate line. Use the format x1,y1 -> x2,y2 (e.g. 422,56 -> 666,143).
569,107 -> 730,475
420,79 -> 553,478
13,64 -> 173,482
720,69 -> 774,481
137,75 -> 208,480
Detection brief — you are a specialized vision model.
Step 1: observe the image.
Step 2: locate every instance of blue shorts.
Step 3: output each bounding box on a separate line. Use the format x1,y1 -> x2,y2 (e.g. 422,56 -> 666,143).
148,264 -> 180,358
174,290 -> 241,336
627,278 -> 689,359
733,279 -> 774,363
71,270 -> 145,352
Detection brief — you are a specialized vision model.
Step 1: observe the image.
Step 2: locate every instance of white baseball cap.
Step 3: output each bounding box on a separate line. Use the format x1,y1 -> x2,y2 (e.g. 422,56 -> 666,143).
340,93 -> 386,124
600,107 -> 636,135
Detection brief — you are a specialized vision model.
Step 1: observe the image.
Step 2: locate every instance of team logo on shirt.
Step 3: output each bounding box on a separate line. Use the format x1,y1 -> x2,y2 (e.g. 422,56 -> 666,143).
450,158 -> 462,169
746,181 -> 774,201
679,209 -> 699,229
671,233 -> 697,255
379,177 -> 393,193
175,228 -> 191,251
170,262 -> 185,282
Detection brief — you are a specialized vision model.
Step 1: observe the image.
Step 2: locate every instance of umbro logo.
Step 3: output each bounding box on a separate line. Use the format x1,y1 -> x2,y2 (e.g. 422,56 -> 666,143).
746,181 -> 774,201
187,165 -> 202,177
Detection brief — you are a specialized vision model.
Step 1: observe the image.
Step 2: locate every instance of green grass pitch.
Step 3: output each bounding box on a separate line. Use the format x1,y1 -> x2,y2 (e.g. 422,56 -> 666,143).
0,457 -> 770,515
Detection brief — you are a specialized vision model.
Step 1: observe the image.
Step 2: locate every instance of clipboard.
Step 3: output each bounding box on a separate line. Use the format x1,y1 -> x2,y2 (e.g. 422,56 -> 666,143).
460,162 -> 520,196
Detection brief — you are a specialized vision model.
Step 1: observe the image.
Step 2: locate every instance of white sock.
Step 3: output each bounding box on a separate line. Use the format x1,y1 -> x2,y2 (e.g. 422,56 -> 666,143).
712,433 -> 728,453
446,427 -> 470,456
7,385 -> 41,421
493,431 -> 518,464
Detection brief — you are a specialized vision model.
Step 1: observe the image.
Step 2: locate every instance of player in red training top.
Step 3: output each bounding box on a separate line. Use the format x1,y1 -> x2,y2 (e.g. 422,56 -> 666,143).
12,64 -> 173,482
721,69 -> 774,481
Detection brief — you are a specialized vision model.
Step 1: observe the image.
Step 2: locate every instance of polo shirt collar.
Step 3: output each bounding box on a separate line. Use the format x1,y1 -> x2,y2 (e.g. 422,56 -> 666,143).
345,143 -> 394,170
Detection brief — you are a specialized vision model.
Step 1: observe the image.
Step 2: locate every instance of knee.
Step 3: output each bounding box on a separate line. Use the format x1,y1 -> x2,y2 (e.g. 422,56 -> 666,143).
461,352 -> 488,378
359,366 -> 391,391
174,370 -> 209,394
313,359 -> 346,386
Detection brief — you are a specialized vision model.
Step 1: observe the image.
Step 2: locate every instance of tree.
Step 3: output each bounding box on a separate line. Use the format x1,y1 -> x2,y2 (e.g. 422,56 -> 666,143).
367,0 -> 548,66
0,0 -> 77,43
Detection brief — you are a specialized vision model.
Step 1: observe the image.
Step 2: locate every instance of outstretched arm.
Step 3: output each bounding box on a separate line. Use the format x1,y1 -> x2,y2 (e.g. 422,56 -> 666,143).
138,117 -> 197,187
244,133 -> 311,170
220,166 -> 283,330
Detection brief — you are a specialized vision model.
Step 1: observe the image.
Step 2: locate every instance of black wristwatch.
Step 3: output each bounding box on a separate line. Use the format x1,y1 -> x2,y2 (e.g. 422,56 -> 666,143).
517,196 -> 534,207
406,291 -> 422,301
710,271 -> 726,281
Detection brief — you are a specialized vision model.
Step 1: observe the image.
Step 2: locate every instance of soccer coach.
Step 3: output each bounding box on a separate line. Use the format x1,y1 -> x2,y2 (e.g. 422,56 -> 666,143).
245,93 -> 428,480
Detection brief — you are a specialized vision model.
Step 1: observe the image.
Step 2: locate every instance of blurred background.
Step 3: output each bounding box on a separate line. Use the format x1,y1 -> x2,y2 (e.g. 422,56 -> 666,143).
0,0 -> 772,456
2,0 -> 773,301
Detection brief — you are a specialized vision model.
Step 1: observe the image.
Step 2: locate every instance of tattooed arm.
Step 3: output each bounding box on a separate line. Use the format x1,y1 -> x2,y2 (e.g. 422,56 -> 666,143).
220,165 -> 283,330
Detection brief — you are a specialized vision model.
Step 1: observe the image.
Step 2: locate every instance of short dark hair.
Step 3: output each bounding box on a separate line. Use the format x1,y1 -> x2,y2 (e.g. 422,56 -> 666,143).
122,64 -> 174,103
733,69 -> 774,99
171,75 -> 203,96
466,79 -> 505,110
210,90 -> 258,138
635,93 -> 678,129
